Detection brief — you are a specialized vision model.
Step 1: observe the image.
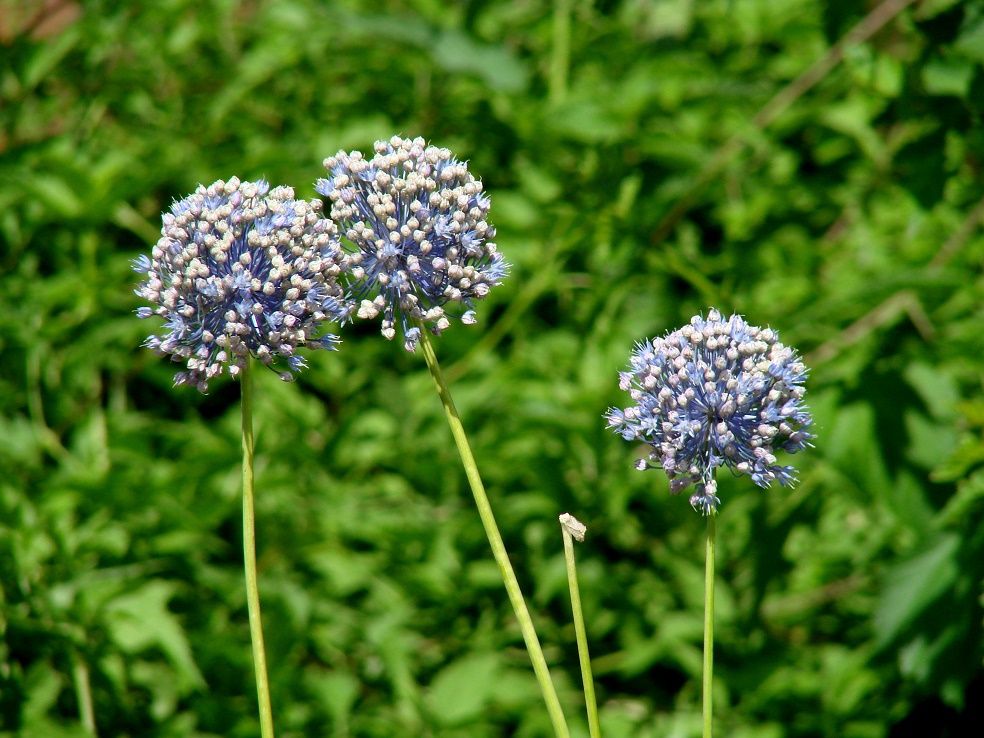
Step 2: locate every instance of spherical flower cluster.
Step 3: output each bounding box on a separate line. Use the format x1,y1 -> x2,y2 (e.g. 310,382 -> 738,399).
316,135 -> 508,351
134,178 -> 353,392
605,309 -> 813,514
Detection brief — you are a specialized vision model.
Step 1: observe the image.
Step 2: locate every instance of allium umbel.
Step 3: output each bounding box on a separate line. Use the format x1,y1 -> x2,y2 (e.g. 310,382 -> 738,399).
316,136 -> 508,351
605,309 -> 813,514
134,178 -> 353,392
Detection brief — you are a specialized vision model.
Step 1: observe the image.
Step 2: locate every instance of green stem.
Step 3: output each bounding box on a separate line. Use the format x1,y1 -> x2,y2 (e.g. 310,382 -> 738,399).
71,650 -> 97,736
241,361 -> 276,738
549,0 -> 572,106
416,325 -> 571,738
703,513 -> 716,738
561,517 -> 601,738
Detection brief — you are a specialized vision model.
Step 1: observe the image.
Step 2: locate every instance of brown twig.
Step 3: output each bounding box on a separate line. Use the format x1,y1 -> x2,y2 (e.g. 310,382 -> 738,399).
761,574 -> 865,620
928,193 -> 984,270
804,289 -> 934,367
0,0 -> 80,43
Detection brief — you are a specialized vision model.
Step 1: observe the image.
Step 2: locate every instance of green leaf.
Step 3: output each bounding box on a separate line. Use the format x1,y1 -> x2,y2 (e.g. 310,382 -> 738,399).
305,668 -> 361,731
953,10 -> 984,61
20,660 -> 63,721
432,31 -> 528,93
426,651 -> 502,725
874,533 -> 960,648
103,580 -> 206,692
921,57 -> 975,97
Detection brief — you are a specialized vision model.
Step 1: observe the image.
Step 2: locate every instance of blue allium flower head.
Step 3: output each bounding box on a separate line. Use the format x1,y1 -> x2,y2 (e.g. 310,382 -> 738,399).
605,309 -> 814,514
315,135 -> 508,351
134,177 -> 354,392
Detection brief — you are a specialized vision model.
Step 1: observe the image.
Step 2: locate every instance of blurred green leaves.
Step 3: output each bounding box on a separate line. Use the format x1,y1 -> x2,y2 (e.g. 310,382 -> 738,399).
103,581 -> 205,694
2,0 -> 983,736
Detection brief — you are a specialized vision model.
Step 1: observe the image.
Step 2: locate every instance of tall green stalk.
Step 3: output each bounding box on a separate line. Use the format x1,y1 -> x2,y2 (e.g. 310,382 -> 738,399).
71,650 -> 97,736
549,0 -> 573,106
241,361 -> 276,738
416,324 -> 570,738
560,514 -> 601,738
703,512 -> 717,738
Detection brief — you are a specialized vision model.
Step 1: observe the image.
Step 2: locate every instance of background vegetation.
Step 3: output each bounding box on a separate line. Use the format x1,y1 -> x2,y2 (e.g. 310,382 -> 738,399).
2,0 -> 983,736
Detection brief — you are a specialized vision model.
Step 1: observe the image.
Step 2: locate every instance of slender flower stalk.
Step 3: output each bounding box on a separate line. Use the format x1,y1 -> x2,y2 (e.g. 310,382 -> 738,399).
559,514 -> 601,738
240,361 -> 275,738
320,137 -> 567,732
703,513 -> 716,738
549,0 -> 573,105
135,178 -> 354,738
418,326 -> 570,738
605,309 -> 813,738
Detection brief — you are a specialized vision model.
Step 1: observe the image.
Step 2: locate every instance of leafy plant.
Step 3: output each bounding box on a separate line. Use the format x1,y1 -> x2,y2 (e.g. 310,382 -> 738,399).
2,1 -> 982,736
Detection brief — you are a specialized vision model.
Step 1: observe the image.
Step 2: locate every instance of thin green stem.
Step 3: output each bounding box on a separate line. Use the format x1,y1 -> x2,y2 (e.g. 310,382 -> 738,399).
560,516 -> 601,738
241,361 -> 276,738
549,0 -> 572,106
703,513 -> 716,738
416,324 -> 571,738
71,650 -> 97,736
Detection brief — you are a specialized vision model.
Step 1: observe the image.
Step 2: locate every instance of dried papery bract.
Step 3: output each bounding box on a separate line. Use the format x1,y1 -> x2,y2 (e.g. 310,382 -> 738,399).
558,514 -> 600,738
135,177 -> 353,392
605,308 -> 813,514
317,135 -> 508,351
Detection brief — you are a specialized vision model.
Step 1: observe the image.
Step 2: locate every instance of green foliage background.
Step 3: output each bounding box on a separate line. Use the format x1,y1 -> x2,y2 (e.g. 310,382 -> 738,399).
2,0 -> 983,736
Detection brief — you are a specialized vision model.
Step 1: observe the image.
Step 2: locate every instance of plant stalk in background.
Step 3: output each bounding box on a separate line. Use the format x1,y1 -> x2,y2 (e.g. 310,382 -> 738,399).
71,650 -> 97,736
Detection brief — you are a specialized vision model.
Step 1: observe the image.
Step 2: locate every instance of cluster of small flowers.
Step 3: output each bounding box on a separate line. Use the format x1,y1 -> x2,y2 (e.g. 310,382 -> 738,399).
317,135 -> 508,351
134,178 -> 352,392
606,309 -> 813,514
136,137 -> 507,389
134,152 -> 814,514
